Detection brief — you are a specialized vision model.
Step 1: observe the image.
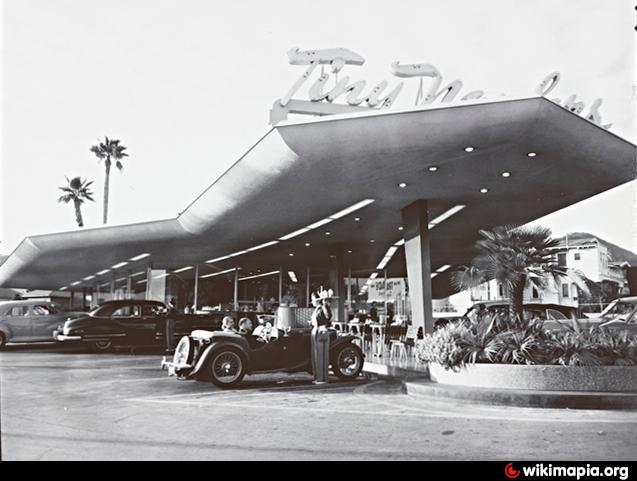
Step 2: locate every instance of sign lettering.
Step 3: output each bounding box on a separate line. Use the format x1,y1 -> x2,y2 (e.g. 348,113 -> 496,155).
271,47 -> 610,129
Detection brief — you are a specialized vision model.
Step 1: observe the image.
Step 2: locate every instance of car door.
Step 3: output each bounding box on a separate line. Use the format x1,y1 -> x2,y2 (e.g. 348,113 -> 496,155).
1,305 -> 32,341
112,304 -> 157,345
29,303 -> 62,341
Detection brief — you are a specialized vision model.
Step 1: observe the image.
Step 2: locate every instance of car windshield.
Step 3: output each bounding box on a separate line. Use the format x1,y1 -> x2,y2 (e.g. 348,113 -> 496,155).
600,301 -> 636,321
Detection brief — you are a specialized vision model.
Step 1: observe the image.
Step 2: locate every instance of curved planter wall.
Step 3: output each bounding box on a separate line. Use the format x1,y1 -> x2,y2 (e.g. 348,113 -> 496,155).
428,363 -> 637,392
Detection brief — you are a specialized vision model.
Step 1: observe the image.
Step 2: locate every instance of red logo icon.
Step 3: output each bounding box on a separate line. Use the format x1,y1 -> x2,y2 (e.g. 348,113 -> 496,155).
504,463 -> 520,479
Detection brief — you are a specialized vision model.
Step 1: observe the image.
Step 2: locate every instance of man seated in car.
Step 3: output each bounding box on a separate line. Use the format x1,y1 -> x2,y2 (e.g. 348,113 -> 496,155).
238,317 -> 253,334
221,316 -> 238,333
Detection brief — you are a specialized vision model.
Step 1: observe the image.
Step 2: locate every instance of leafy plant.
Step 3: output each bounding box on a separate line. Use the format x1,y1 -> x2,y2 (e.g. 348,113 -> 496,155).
416,312 -> 637,369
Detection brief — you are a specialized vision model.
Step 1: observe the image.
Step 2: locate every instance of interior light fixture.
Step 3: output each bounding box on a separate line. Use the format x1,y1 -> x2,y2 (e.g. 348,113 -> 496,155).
129,253 -> 151,261
288,271 -> 298,283
289,253 -> 294,257
206,254 -> 232,264
430,273 -> 439,279
325,231 -> 331,236
329,199 -> 375,219
305,243 -> 311,247
239,270 -> 280,282
354,217 -> 361,222
480,188 -> 489,194
501,172 -> 511,178
70,281 -> 81,286
173,266 -> 194,273
436,264 -> 451,273
247,241 -> 279,252
305,218 -> 334,230
115,277 -> 127,283
131,271 -> 146,278
398,226 -> 404,231
394,239 -> 405,246
59,286 -> 68,291
200,267 -> 237,279
398,183 -> 407,188
96,269 -> 111,276
279,227 -> 310,241
111,261 -> 129,269
83,275 -> 95,281
428,205 -> 466,229
136,279 -> 148,284
465,146 -> 475,152
527,152 -> 537,157
428,166 -> 438,172
370,239 -> 375,243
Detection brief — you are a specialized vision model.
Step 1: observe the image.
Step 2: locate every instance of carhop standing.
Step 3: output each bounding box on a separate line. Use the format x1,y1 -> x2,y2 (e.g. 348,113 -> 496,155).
310,288 -> 333,384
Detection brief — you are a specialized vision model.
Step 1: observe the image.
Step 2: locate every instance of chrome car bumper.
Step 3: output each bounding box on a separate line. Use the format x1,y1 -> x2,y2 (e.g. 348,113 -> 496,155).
54,332 -> 82,341
160,357 -> 192,377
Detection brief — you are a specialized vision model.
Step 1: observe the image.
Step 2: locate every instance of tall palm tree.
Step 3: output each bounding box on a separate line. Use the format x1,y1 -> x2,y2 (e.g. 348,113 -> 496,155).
58,176 -> 95,227
90,136 -> 128,224
452,225 -> 589,321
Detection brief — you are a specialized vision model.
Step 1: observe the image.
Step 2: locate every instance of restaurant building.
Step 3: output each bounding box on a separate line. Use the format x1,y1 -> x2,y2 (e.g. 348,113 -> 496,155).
0,48 -> 634,334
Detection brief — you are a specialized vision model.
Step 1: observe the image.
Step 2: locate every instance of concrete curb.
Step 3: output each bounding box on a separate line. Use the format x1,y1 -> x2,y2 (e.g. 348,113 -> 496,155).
404,379 -> 637,410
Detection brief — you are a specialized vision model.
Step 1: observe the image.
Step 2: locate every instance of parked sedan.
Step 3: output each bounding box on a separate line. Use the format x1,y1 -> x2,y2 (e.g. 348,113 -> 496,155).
54,300 -> 223,351
0,300 -> 84,349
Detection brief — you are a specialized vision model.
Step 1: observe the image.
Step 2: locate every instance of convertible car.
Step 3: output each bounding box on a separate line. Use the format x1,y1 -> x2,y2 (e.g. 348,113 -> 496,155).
163,328 -> 364,388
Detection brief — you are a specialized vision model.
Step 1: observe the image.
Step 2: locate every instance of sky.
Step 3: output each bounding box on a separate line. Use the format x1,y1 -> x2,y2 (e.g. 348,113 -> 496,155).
1,0 -> 635,255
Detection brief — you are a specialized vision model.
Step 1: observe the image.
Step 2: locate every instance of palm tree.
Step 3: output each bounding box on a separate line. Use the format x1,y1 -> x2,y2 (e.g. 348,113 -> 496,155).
452,225 -> 589,321
90,136 -> 128,224
58,176 -> 95,227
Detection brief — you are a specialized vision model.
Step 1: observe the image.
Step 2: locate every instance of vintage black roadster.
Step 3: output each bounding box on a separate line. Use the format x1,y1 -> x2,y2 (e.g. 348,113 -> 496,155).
163,328 -> 365,388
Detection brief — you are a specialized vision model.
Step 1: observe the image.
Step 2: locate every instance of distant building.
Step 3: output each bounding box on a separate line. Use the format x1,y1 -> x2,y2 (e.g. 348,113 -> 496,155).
469,236 -> 631,308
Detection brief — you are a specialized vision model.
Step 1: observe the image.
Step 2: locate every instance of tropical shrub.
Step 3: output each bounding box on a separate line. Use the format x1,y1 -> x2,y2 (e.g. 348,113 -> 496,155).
415,314 -> 637,369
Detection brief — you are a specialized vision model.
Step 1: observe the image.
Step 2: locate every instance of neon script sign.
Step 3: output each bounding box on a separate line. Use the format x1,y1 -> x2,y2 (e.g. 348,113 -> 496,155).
270,47 -> 610,129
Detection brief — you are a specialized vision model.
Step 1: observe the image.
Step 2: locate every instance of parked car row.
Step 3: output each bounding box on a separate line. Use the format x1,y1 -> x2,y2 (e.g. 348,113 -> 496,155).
0,299 -> 223,351
433,297 -> 637,335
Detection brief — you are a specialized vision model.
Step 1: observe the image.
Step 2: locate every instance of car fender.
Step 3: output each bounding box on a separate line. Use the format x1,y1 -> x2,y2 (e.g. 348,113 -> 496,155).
0,325 -> 10,341
329,334 -> 360,353
190,340 -> 251,378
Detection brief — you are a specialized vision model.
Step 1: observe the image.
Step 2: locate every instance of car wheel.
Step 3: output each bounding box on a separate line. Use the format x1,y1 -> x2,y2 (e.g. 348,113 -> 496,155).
331,343 -> 364,380
94,340 -> 113,352
173,336 -> 195,376
0,332 -> 6,350
208,348 -> 246,388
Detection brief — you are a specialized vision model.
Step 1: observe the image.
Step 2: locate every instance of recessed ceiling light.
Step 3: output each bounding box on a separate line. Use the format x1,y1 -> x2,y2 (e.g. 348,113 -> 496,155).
325,231 -> 331,235
370,239 -> 375,243
347,250 -> 353,254
527,152 -> 537,157
501,172 -> 511,177
465,146 -> 475,152
305,243 -> 310,247
398,182 -> 407,188
398,226 -> 404,231
428,166 -> 438,172
354,217 -> 360,222
289,253 -> 294,257
480,188 -> 489,194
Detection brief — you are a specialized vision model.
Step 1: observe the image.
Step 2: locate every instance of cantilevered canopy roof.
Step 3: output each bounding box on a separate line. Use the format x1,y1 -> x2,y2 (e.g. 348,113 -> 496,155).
1,97 -> 634,298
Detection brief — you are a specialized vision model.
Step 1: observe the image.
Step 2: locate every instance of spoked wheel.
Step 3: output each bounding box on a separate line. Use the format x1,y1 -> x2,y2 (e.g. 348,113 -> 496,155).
332,343 -> 364,380
209,349 -> 246,388
93,340 -> 113,352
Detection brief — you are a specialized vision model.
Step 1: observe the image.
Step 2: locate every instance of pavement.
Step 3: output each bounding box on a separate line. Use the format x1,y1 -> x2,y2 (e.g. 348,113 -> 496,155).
1,344 -> 637,460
